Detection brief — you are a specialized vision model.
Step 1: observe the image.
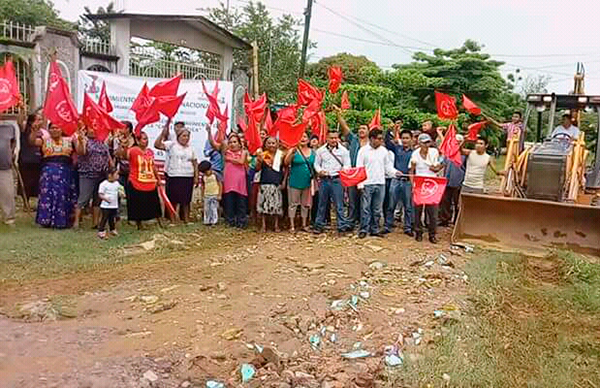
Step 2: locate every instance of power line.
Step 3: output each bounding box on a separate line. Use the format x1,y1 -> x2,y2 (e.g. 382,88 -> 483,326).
235,0 -> 304,16
312,28 -> 427,51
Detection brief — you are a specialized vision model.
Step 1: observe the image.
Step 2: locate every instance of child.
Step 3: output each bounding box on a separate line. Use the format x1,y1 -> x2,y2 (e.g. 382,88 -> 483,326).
199,161 -> 222,225
97,168 -> 124,238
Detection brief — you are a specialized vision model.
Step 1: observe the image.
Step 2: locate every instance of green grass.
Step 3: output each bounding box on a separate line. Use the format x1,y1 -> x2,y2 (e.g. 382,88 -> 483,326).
387,251 -> 600,387
0,214 -> 232,283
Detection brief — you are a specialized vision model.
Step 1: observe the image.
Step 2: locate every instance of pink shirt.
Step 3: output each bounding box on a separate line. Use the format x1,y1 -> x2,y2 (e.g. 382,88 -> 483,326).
223,149 -> 247,195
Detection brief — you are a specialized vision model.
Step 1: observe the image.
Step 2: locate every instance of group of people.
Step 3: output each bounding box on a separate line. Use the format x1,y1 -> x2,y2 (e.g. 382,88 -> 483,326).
0,105 -> 518,244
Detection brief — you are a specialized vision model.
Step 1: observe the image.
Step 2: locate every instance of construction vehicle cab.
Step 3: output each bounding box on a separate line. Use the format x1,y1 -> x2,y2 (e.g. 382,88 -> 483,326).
453,91 -> 600,256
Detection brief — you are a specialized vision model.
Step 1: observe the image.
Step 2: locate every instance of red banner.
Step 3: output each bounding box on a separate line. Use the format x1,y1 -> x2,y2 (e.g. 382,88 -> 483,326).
328,66 -> 343,94
340,90 -> 351,110
82,93 -> 125,142
462,94 -> 481,115
413,176 -> 447,205
155,93 -> 186,119
150,74 -> 181,97
369,109 -> 381,129
43,61 -> 79,135
467,121 -> 487,141
297,79 -> 323,106
435,91 -> 458,120
340,167 -> 367,187
0,60 -> 21,113
131,83 -> 152,120
439,124 -> 462,166
98,82 -> 113,113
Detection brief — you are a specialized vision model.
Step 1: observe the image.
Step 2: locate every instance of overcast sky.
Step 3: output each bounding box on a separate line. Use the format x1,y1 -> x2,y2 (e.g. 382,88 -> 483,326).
55,0 -> 600,94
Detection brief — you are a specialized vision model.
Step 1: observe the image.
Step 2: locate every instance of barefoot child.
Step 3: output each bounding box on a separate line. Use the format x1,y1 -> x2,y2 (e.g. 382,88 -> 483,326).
97,168 -> 124,238
199,161 -> 222,225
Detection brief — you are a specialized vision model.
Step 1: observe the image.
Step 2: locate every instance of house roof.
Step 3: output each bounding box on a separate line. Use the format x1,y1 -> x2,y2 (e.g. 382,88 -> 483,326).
86,13 -> 251,50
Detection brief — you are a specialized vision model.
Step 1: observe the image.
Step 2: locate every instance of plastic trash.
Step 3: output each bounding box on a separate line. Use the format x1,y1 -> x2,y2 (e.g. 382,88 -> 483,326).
254,344 -> 264,353
341,349 -> 372,359
240,363 -> 256,383
309,334 -> 321,350
359,291 -> 370,299
330,333 -> 337,343
207,381 -> 225,388
331,300 -> 346,310
385,354 -> 403,367
433,310 -> 445,319
353,342 -> 362,349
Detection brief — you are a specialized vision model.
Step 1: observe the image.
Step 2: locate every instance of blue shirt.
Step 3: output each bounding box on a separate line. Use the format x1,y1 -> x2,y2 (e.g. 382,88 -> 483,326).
443,155 -> 466,188
345,132 -> 361,167
384,131 -> 412,174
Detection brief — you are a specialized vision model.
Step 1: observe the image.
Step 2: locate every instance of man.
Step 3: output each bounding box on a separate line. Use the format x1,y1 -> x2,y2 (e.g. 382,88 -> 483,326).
0,115 -> 20,225
337,109 -> 369,228
410,133 -> 443,243
439,133 -> 466,227
421,120 -> 438,143
383,128 -> 414,235
356,128 -> 401,238
488,111 -> 525,149
462,137 -> 503,194
313,131 -> 351,234
551,113 -> 580,140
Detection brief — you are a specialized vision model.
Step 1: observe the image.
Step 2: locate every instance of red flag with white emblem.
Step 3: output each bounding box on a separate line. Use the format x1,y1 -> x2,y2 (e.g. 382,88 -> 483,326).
435,91 -> 458,120
43,61 -> 79,135
412,176 -> 447,205
98,82 -> 113,113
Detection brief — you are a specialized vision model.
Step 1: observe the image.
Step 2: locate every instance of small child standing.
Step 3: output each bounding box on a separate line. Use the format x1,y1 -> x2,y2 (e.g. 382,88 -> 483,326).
199,161 -> 222,225
97,168 -> 124,238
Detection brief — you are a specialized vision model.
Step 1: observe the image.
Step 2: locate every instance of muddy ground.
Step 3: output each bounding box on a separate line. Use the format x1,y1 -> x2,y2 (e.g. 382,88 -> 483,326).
0,226 -> 471,388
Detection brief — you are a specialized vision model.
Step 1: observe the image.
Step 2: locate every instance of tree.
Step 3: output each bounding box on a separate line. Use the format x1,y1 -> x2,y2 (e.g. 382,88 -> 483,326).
208,1 -> 310,103
78,2 -> 115,42
306,53 -> 378,85
0,0 -> 73,29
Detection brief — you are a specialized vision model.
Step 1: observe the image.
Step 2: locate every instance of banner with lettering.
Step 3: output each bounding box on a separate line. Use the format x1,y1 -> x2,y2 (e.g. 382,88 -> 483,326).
77,71 -> 233,161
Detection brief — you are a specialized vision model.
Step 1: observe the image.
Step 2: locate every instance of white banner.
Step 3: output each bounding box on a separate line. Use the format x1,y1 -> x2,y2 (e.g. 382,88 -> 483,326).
77,71 -> 233,161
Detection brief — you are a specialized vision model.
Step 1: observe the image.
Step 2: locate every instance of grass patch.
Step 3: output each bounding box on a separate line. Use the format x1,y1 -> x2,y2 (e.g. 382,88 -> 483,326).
388,250 -> 600,387
0,214 -> 242,283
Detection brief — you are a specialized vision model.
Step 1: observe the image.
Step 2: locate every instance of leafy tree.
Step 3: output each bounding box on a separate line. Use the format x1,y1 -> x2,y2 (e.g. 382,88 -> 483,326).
208,1 -> 310,103
0,0 -> 73,29
306,53 -> 378,85
77,2 -> 115,42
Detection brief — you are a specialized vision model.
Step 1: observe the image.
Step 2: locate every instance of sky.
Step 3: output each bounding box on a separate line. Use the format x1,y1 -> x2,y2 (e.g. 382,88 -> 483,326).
54,0 -> 600,94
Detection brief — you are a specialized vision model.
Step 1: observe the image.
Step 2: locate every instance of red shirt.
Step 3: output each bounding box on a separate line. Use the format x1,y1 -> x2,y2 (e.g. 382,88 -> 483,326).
128,146 -> 157,191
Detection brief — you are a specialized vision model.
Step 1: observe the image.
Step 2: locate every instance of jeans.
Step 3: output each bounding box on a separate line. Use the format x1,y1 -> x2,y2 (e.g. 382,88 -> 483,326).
439,186 -> 461,225
360,184 -> 385,234
384,178 -> 413,232
223,191 -> 248,228
315,177 -> 348,232
347,186 -> 361,227
204,196 -> 219,225
414,204 -> 437,236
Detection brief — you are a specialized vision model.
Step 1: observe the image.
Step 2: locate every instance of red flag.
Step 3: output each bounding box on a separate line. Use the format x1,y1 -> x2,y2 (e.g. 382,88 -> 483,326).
244,92 -> 267,122
369,109 -> 381,130
237,116 -> 247,133
0,60 -> 21,113
150,74 -> 181,97
328,66 -> 343,94
462,94 -> 481,115
133,98 -> 160,135
340,90 -> 351,110
339,167 -> 367,187
202,79 -> 221,124
98,82 -> 113,113
297,79 -> 323,106
245,115 -> 262,154
131,83 -> 153,120
467,121 -> 488,141
155,93 -> 186,118
278,120 -> 308,148
265,108 -> 277,137
311,110 -> 328,144
216,105 -> 229,142
43,61 -> 79,135
413,176 -> 447,205
82,93 -> 125,142
158,185 -> 177,216
435,91 -> 458,120
439,124 -> 462,166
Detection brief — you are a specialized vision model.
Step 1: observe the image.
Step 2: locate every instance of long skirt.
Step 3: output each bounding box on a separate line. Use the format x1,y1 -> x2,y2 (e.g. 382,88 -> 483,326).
36,162 -> 77,229
165,176 -> 194,206
18,162 -> 41,198
257,184 -> 283,216
126,181 -> 162,221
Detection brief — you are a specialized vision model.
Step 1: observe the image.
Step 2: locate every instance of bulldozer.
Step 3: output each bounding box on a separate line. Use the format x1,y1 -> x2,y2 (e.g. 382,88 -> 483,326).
453,63 -> 600,256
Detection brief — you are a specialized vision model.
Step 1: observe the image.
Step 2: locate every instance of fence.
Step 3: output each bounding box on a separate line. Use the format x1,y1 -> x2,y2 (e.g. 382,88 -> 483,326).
129,45 -> 222,80
81,39 -> 116,57
0,20 -> 35,42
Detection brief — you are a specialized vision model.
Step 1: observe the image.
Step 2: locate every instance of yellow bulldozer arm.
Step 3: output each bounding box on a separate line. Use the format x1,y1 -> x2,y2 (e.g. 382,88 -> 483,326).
453,193 -> 600,256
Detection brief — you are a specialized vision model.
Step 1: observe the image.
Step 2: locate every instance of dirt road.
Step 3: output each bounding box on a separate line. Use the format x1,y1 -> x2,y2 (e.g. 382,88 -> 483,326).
0,227 -> 470,387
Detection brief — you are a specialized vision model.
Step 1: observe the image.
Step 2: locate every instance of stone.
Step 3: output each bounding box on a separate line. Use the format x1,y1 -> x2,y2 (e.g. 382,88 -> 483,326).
181,382 -> 191,388
142,370 -> 158,382
140,240 -> 156,251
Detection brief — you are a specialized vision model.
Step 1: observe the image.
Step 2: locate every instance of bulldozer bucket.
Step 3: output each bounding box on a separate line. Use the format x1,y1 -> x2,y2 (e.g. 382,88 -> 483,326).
453,193 -> 600,256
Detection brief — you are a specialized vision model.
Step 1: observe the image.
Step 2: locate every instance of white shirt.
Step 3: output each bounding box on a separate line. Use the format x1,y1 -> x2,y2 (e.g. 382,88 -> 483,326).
356,144 -> 397,186
410,147 -> 440,177
385,150 -> 396,179
551,125 -> 580,140
463,150 -> 491,189
164,140 -> 197,177
314,144 -> 351,177
98,180 -> 123,209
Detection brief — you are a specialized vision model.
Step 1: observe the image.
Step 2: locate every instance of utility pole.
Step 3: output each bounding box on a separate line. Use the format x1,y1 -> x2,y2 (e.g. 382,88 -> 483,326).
252,41 -> 260,98
299,0 -> 313,79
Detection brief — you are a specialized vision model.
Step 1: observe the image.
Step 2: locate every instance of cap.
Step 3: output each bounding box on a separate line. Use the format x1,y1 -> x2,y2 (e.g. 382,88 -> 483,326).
418,133 -> 432,143
455,133 -> 464,142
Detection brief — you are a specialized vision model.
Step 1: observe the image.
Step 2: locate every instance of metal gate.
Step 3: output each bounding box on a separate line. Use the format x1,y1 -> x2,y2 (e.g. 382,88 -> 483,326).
0,52 -> 32,114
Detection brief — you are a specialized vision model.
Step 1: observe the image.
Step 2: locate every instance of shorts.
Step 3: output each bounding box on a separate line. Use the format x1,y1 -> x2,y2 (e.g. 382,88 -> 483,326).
78,176 -> 103,208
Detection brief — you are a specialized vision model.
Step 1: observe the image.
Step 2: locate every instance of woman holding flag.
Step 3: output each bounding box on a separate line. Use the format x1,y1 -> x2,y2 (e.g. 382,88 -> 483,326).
29,121 -> 78,229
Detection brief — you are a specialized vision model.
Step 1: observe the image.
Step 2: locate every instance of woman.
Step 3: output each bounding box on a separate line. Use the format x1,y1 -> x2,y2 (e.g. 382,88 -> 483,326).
18,110 -> 44,204
74,125 -> 111,228
284,132 -> 315,232
207,126 -> 248,228
155,124 -> 199,223
113,121 -> 135,188
117,132 -> 162,229
256,137 -> 284,232
29,122 -> 77,229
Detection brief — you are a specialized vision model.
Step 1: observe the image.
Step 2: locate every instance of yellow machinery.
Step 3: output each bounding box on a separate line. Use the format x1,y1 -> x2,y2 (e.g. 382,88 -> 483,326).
453,65 -> 600,255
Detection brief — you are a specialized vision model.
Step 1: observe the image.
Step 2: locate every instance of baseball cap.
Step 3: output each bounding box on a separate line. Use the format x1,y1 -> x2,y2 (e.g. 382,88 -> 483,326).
418,133 -> 432,143
455,134 -> 464,142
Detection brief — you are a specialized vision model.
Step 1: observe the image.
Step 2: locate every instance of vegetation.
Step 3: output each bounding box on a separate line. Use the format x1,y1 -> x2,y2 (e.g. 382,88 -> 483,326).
0,0 -> 73,29
389,250 -> 600,387
77,2 -> 115,42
